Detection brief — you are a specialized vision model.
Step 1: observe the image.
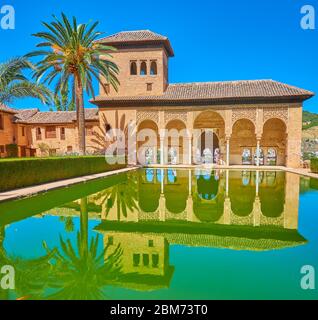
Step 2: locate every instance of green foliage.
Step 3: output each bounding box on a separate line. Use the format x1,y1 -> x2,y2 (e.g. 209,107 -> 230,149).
310,178 -> 318,190
303,111 -> 318,130
5,143 -> 18,158
310,158 -> 318,173
0,56 -> 51,105
0,156 -> 125,192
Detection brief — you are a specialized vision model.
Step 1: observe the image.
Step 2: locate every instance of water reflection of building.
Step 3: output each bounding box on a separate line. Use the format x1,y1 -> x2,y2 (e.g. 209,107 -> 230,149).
103,169 -> 300,230
103,232 -> 174,291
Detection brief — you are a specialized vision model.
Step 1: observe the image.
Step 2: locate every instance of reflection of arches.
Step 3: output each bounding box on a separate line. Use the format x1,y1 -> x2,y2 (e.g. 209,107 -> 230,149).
230,119 -> 256,165
193,172 -> 224,222
139,170 -> 160,212
262,118 -> 287,166
165,119 -> 186,164
164,170 -> 188,214
259,171 -> 285,217
229,171 -> 256,216
137,120 -> 159,165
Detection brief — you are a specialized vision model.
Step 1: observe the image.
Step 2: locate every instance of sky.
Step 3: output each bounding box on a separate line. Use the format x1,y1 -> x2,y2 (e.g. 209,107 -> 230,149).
0,0 -> 317,112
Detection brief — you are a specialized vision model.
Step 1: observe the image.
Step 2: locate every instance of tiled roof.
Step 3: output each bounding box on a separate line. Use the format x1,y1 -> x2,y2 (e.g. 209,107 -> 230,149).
24,108 -> 99,124
0,104 -> 17,114
14,109 -> 39,123
92,80 -> 314,106
96,30 -> 174,57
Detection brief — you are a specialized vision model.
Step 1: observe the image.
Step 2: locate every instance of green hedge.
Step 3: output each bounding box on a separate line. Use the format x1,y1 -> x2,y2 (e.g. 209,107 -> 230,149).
311,158 -> 318,173
5,144 -> 18,158
0,156 -> 126,192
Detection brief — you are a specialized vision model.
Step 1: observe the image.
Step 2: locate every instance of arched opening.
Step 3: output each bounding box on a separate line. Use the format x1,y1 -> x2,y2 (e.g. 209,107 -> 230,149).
137,120 -> 159,165
165,119 -> 187,164
229,171 -> 256,216
230,119 -> 257,165
150,61 -> 157,75
130,61 -> 137,75
140,61 -> 147,76
253,148 -> 264,166
193,111 -> 225,164
261,118 -> 287,166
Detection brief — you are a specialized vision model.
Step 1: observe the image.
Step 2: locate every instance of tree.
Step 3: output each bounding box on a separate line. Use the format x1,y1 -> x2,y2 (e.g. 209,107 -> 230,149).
0,57 -> 51,105
28,13 -> 119,155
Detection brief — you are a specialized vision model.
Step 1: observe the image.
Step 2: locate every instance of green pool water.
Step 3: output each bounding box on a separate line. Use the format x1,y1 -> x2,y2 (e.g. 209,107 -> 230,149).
0,168 -> 318,300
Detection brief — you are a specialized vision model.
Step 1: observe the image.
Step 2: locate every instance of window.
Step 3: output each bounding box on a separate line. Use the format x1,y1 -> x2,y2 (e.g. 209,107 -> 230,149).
60,127 -> 65,140
0,114 -> 4,130
21,126 -> 25,137
150,61 -> 157,75
103,83 -> 110,94
147,83 -> 153,92
67,146 -> 73,152
36,128 -> 42,140
130,61 -> 137,75
140,61 -> 147,76
0,145 -> 4,153
148,240 -> 154,247
143,254 -> 149,267
45,126 -> 57,139
152,254 -> 159,268
49,149 -> 57,156
133,254 -> 140,267
86,126 -> 93,136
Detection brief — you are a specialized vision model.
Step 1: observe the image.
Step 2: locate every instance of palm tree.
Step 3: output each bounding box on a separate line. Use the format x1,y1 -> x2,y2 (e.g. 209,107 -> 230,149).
44,198 -> 123,300
28,13 -> 120,155
93,172 -> 138,220
0,57 -> 51,105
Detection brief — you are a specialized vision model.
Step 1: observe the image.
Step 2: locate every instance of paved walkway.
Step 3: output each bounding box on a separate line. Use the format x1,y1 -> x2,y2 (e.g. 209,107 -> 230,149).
0,166 -> 138,203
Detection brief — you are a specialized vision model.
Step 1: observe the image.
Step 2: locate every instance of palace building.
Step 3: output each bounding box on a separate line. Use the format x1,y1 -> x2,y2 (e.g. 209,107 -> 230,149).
0,30 -> 315,167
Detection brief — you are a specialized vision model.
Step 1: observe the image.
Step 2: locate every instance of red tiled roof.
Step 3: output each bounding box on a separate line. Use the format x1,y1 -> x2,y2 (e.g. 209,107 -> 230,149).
92,80 -> 314,106
14,109 -> 39,123
24,108 -> 99,124
0,104 -> 17,114
95,30 -> 174,57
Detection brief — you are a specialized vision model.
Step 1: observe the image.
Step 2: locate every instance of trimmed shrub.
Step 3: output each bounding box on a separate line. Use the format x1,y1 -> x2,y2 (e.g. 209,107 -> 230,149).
5,144 -> 18,158
0,156 -> 126,192
311,158 -> 318,173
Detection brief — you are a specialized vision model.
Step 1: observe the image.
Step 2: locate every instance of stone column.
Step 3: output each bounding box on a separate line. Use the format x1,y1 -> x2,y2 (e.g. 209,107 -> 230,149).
186,135 -> 192,165
226,137 -> 230,166
256,138 -> 261,166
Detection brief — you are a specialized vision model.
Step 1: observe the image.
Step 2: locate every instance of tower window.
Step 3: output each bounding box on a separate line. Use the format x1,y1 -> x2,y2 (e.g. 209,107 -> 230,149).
130,61 -> 137,75
140,61 -> 147,76
0,114 -> 3,130
150,61 -> 157,75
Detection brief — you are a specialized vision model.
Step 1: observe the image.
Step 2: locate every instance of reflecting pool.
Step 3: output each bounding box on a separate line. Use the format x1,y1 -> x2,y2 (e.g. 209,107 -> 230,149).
0,169 -> 318,300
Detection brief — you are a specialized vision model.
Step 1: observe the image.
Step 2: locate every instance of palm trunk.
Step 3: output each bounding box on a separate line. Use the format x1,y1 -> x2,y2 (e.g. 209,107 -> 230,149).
80,198 -> 88,259
75,74 -> 86,155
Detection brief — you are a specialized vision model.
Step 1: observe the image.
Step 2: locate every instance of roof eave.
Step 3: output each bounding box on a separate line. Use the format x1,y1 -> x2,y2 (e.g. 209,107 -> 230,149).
91,94 -> 314,108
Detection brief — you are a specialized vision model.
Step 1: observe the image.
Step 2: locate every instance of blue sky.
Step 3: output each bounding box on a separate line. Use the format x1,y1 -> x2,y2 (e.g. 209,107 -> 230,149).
0,0 -> 317,112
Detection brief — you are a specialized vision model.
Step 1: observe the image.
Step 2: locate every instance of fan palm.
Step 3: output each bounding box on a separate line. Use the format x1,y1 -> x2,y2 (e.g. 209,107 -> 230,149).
0,57 -> 51,105
28,13 -> 120,155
